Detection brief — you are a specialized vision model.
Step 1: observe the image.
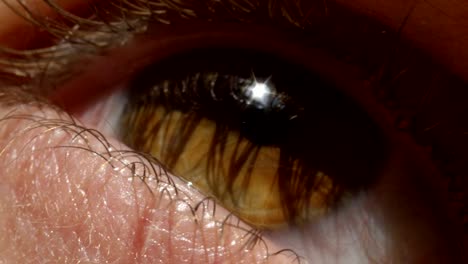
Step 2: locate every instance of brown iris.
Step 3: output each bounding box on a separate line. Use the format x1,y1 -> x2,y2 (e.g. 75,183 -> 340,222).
119,49 -> 386,229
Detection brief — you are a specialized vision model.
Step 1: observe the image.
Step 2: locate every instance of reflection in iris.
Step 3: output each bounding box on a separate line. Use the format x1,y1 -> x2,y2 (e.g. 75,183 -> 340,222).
243,78 -> 274,108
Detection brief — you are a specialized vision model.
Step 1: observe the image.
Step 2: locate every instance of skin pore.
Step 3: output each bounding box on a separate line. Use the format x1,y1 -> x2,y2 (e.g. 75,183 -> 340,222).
0,0 -> 466,263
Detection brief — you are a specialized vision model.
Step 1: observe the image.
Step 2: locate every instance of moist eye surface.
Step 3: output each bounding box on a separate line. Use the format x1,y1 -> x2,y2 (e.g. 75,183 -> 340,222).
118,48 -> 387,229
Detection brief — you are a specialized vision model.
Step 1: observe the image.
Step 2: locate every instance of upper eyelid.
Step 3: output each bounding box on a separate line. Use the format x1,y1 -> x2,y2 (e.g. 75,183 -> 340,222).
0,3 -> 401,105
0,0 -> 458,91
0,0 -> 418,86
0,96 -> 297,262
0,0 -> 467,83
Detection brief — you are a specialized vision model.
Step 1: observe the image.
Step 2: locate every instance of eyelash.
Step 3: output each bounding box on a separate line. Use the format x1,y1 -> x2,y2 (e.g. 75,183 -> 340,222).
0,0 -> 306,87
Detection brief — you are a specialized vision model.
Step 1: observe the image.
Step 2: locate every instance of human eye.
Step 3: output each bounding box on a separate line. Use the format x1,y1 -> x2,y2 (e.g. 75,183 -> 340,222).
48,21 -> 391,230
106,46 -> 389,229
0,0 -> 466,263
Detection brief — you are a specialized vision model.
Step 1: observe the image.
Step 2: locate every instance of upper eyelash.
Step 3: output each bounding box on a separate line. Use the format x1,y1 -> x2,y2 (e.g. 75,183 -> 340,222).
0,0 -> 306,88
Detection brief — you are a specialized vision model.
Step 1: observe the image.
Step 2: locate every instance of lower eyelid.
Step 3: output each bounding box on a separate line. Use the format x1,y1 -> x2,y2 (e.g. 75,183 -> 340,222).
0,102 -> 299,263
1,101 -> 458,263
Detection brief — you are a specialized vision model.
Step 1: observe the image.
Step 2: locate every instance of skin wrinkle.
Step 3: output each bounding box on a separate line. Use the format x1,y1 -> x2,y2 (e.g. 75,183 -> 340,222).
0,0 -> 466,262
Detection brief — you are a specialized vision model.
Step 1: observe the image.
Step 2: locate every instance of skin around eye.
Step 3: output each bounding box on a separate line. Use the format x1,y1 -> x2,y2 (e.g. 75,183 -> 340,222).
333,0 -> 468,81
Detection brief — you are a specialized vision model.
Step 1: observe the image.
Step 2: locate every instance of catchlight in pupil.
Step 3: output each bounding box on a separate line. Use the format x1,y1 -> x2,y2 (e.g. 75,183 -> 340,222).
248,82 -> 270,104
119,48 -> 387,229
242,79 -> 275,108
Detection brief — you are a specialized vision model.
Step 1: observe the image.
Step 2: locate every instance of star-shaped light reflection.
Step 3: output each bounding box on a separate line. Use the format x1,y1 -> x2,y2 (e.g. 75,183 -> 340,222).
250,82 -> 270,101
246,81 -> 274,106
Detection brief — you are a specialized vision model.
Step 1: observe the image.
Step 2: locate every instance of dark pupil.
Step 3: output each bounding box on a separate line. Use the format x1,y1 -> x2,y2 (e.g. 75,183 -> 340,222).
239,105 -> 291,146
126,48 -> 387,190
